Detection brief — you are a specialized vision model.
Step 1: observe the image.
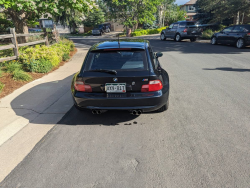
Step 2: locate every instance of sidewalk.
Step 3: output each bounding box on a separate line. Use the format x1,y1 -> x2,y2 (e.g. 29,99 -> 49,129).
0,43 -> 90,182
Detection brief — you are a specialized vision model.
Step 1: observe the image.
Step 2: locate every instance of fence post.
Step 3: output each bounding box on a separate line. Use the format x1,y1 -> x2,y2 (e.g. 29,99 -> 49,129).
43,28 -> 49,46
10,28 -> 19,58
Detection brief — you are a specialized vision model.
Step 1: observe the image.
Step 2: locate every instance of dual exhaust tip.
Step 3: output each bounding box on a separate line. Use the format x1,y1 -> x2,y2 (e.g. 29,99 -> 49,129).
131,110 -> 142,115
91,109 -> 142,115
92,110 -> 103,114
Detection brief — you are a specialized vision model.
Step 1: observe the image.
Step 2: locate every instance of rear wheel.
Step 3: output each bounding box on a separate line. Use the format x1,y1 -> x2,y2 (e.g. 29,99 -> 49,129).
236,38 -> 245,49
190,38 -> 196,42
211,36 -> 217,45
175,34 -> 181,42
160,33 -> 166,41
156,99 -> 169,112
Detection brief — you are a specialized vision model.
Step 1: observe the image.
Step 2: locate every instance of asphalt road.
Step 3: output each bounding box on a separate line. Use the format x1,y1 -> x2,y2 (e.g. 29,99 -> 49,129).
1,38 -> 250,188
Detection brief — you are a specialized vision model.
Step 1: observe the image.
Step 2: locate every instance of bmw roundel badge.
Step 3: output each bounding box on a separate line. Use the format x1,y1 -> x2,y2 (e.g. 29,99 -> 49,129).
113,78 -> 118,82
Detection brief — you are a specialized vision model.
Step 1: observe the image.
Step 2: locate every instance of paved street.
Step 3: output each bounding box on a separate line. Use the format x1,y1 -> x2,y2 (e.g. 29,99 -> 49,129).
1,38 -> 250,187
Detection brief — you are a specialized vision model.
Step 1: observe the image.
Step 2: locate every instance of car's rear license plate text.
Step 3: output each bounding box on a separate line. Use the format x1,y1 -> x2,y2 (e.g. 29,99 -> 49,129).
105,83 -> 126,93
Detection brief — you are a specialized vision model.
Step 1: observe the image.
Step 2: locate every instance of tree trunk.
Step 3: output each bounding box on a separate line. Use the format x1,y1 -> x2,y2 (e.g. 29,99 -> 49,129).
8,10 -> 28,43
241,12 -> 245,24
236,11 -> 240,25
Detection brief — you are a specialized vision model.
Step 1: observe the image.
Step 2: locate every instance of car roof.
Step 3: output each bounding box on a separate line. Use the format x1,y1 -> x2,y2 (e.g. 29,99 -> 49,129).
89,39 -> 149,51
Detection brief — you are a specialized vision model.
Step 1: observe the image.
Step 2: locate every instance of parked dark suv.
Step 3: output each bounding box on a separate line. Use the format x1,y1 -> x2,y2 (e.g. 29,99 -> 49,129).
211,25 -> 250,48
160,21 -> 203,42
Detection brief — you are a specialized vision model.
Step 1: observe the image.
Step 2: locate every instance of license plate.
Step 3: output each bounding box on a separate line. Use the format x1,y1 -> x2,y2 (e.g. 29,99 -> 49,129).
192,31 -> 197,33
105,83 -> 126,93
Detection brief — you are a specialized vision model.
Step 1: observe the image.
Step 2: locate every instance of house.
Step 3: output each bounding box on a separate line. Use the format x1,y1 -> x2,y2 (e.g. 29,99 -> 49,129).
180,0 -> 198,21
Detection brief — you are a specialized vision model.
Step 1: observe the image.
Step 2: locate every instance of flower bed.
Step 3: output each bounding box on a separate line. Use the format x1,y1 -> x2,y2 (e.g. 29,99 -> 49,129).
0,38 -> 76,98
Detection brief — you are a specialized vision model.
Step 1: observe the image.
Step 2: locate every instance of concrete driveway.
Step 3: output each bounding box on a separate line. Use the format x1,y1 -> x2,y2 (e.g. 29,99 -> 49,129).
1,38 -> 250,187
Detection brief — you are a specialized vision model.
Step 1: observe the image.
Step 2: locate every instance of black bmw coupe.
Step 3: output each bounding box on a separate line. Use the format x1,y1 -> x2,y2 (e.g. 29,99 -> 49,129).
71,39 -> 170,115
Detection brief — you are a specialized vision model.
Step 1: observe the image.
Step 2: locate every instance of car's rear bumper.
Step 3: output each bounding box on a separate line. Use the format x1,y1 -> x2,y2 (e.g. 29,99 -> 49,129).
181,34 -> 202,39
72,89 -> 169,112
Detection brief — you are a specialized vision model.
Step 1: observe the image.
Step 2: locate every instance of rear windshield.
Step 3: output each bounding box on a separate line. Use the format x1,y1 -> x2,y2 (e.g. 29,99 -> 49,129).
85,50 -> 148,71
186,22 -> 195,25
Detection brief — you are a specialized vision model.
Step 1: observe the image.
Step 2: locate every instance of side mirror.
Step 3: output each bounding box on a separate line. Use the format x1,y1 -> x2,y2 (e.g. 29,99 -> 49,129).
156,52 -> 163,58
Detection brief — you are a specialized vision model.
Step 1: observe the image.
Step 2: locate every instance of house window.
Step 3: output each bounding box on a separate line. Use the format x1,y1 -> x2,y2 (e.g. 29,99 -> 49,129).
189,5 -> 195,11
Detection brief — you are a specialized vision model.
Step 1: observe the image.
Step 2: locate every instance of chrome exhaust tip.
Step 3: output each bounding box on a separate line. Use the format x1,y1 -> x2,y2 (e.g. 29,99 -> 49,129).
96,110 -> 101,114
137,110 -> 142,115
92,110 -> 97,114
131,110 -> 137,115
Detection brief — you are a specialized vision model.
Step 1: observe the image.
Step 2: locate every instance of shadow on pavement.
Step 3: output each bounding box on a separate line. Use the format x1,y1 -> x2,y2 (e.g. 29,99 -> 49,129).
58,107 -> 138,126
10,75 -> 138,126
203,67 -> 250,72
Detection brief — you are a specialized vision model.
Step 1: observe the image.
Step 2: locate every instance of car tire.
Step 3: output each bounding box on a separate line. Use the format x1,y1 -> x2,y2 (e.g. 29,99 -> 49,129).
160,33 -> 166,41
156,99 -> 169,112
236,38 -> 245,49
175,34 -> 181,42
211,36 -> 217,45
190,38 -> 196,42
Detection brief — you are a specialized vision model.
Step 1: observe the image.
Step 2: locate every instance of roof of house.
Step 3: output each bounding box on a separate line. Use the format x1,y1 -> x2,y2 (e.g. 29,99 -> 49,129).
183,0 -> 197,5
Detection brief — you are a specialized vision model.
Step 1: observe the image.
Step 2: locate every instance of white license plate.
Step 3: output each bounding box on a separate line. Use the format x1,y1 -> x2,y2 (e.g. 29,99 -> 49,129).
105,83 -> 126,93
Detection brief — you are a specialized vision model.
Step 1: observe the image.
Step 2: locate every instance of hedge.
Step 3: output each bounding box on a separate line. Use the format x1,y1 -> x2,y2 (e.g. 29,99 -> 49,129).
131,27 -> 168,37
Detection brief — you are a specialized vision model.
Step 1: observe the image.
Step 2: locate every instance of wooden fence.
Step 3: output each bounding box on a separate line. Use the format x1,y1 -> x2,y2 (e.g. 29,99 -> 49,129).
0,28 -> 49,63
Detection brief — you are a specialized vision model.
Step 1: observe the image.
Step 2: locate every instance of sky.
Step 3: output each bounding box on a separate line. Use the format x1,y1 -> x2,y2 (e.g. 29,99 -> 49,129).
176,0 -> 188,5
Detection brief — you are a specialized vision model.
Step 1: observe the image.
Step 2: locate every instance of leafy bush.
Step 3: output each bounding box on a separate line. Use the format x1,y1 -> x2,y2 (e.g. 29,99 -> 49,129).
13,69 -> 32,81
201,29 -> 215,39
0,82 -> 4,93
0,68 -> 3,77
131,27 -> 167,37
26,59 -> 53,73
5,61 -> 22,73
62,53 -> 70,61
19,38 -> 75,67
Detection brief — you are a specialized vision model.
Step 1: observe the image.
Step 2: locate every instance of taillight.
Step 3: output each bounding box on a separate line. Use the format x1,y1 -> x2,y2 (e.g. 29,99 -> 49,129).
247,33 -> 250,36
74,80 -> 92,92
141,80 -> 163,92
183,28 -> 187,33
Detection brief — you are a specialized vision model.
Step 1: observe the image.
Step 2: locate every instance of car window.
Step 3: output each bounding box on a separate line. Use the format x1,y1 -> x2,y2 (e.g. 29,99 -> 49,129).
169,24 -> 173,29
223,26 -> 234,32
85,50 -> 148,71
186,22 -> 195,26
148,47 -> 158,69
173,24 -> 178,29
179,22 -> 186,28
232,26 -> 249,32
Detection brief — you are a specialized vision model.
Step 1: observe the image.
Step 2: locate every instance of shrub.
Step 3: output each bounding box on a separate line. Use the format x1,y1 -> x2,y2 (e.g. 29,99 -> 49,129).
131,27 -> 167,37
62,53 -> 70,61
5,61 -> 22,73
19,38 -> 75,67
13,69 -> 32,81
201,29 -> 214,39
0,82 -> 4,93
26,59 -> 53,73
0,68 -> 3,77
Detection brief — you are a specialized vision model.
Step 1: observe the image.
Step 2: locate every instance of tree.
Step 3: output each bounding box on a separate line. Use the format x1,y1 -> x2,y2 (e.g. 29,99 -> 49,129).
104,0 -> 162,30
164,4 -> 186,25
55,9 -> 86,34
196,0 -> 250,24
83,8 -> 105,27
0,0 -> 96,42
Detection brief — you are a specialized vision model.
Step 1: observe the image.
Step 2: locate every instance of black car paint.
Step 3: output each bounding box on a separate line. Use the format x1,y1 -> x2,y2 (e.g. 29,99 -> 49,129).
161,21 -> 203,40
211,25 -> 250,47
71,40 -> 169,112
